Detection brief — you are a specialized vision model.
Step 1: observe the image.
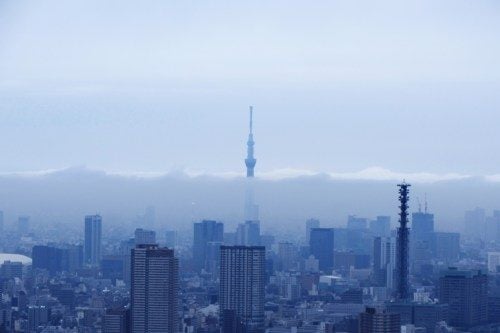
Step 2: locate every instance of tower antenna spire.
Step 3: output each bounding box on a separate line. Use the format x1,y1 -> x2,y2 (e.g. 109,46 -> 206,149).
249,105 -> 253,134
245,106 -> 257,178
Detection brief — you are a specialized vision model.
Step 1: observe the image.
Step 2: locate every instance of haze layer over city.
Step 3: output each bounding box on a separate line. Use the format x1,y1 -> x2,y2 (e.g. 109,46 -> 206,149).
1,1 -> 500,333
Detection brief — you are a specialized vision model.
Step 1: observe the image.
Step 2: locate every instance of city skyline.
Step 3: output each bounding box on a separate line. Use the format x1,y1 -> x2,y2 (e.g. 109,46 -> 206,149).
0,2 -> 500,332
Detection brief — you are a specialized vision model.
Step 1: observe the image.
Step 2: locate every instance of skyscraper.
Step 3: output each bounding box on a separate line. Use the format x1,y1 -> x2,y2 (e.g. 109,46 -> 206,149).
220,246 -> 265,333
395,182 -> 411,301
18,215 -> 30,234
359,307 -> 401,333
411,211 -> 434,240
244,106 -> 259,222
309,228 -> 334,273
236,220 -> 260,246
134,228 -> 156,246
439,268 -> 487,329
28,306 -> 50,332
103,308 -> 130,333
0,211 -> 3,233
373,236 -> 396,289
193,220 -> 224,271
305,218 -> 320,244
370,216 -> 391,237
432,232 -> 460,263
131,244 -> 179,333
84,215 -> 102,267
464,207 -> 486,241
347,215 -> 368,230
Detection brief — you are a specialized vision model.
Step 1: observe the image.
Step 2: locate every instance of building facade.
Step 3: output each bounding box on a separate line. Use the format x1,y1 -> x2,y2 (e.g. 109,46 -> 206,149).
84,215 -> 102,267
220,246 -> 265,333
131,244 -> 179,333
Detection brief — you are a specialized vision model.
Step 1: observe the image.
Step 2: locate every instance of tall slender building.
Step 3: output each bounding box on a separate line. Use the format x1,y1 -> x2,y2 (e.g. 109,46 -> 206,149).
395,183 -> 411,301
220,246 -> 265,333
84,215 -> 102,267
131,244 -> 179,333
244,106 -> 259,222
309,228 -> 334,273
134,228 -> 156,246
305,218 -> 320,244
373,236 -> 396,288
193,220 -> 224,271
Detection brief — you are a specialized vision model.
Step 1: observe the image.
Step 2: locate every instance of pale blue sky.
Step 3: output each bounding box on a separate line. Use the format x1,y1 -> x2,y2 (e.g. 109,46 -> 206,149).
0,0 -> 499,177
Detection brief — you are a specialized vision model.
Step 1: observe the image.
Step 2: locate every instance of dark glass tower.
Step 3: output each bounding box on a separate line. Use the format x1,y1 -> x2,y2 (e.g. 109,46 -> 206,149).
84,215 -> 102,267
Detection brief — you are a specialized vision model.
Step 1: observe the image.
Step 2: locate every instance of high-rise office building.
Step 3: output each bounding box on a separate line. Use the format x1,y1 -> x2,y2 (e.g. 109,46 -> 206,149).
84,215 -> 102,267
220,246 -> 265,333
386,303 -> 449,333
205,241 -> 223,275
236,220 -> 260,246
134,228 -> 156,246
305,218 -> 320,244
165,230 -> 177,248
464,207 -> 486,241
373,236 -> 396,289
18,215 -> 30,234
439,268 -> 487,329
193,220 -> 224,271
277,242 -> 296,271
370,216 -> 391,237
28,306 -> 50,332
0,211 -> 3,233
411,212 -> 434,240
347,215 -> 368,230
143,206 -> 156,227
131,244 -> 179,333
32,245 -> 83,275
309,228 -> 334,273
104,308 -> 130,333
432,232 -> 460,263
0,261 -> 23,279
359,307 -> 401,333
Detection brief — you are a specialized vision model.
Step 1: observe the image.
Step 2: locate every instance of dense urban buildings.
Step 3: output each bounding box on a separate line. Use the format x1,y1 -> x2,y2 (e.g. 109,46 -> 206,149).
1,110 -> 500,333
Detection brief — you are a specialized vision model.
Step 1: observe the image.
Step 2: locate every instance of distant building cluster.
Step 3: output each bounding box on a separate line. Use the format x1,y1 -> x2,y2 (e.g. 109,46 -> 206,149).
0,108 -> 499,333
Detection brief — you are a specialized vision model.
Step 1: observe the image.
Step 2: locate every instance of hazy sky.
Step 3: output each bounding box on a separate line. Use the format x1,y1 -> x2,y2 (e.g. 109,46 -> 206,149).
1,0 -> 499,178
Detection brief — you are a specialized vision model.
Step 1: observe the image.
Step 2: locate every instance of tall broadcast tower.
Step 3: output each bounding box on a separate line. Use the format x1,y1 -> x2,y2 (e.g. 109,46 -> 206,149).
244,106 -> 259,221
245,106 -> 256,178
395,182 -> 411,301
